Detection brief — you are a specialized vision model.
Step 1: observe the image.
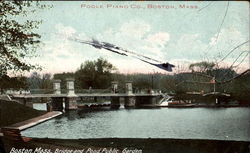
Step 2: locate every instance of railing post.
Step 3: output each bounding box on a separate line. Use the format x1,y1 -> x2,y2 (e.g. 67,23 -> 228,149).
125,81 -> 133,95
111,81 -> 118,93
66,78 -> 76,96
53,80 -> 61,94
110,81 -> 120,109
65,78 -> 78,110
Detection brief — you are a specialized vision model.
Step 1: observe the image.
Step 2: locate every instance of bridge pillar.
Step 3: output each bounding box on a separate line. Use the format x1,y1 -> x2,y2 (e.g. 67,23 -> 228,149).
124,81 -> 136,108
53,79 -> 61,94
110,81 -> 120,109
136,95 -> 161,108
65,78 -> 78,110
111,97 -> 120,109
51,97 -> 64,111
51,79 -> 63,111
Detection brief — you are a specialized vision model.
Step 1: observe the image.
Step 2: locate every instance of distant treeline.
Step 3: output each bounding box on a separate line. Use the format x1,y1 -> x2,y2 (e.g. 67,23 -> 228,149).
0,58 -> 249,101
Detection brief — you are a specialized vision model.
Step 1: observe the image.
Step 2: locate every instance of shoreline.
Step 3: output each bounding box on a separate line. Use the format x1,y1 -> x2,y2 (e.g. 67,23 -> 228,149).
1,99 -> 250,153
2,137 -> 250,153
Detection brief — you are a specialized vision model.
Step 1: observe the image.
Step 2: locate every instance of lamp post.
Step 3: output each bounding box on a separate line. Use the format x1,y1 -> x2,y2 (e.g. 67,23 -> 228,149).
151,69 -> 155,90
151,75 -> 153,89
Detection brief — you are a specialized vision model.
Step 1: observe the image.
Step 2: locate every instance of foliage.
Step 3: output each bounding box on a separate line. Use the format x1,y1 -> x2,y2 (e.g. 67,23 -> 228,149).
0,1 -> 44,75
207,68 -> 237,82
0,75 -> 28,94
225,71 -> 250,101
133,75 -> 152,90
111,73 -> 176,93
159,75 -> 176,93
27,72 -> 52,90
0,1 -> 49,93
184,61 -> 238,93
174,72 -> 213,93
189,61 -> 215,73
75,58 -> 116,89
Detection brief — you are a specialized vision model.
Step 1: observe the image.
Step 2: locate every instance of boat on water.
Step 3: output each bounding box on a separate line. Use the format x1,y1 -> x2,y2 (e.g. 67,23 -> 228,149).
160,96 -> 197,107
159,96 -> 173,107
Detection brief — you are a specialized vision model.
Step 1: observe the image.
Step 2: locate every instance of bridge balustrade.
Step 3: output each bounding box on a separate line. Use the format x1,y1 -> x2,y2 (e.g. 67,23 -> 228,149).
10,79 -> 164,111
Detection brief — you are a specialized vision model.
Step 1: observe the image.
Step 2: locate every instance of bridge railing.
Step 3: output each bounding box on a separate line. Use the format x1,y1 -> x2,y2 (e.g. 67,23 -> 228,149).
30,89 -> 55,94
5,88 -> 163,95
75,89 -> 110,94
5,88 -> 55,95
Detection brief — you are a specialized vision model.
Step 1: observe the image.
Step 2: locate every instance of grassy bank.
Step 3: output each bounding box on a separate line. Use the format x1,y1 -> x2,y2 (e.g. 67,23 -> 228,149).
0,98 -> 47,153
0,99 -> 46,127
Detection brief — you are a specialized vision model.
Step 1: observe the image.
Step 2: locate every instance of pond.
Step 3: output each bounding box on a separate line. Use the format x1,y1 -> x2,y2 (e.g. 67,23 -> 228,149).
22,105 -> 250,141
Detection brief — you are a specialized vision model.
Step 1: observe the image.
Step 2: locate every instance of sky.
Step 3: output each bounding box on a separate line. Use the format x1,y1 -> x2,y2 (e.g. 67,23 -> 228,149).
20,1 -> 249,75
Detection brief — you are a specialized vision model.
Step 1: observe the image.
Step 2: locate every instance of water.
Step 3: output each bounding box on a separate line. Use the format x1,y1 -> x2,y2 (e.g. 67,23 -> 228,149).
22,105 -> 250,141
33,103 -> 47,111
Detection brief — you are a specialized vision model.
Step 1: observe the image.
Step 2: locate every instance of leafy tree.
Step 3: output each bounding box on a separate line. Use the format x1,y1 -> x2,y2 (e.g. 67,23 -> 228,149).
0,75 -> 28,94
27,72 -> 42,89
0,74 -> 11,94
27,72 -> 52,94
132,75 -> 151,90
0,1 -> 44,75
224,71 -> 250,102
189,61 -> 215,73
75,58 -> 116,89
40,73 -> 52,89
159,75 -> 176,93
207,68 -> 237,82
0,1 -> 48,92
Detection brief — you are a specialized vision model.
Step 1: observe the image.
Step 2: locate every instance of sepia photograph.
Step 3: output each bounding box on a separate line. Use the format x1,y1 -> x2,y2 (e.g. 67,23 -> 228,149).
0,1 -> 250,153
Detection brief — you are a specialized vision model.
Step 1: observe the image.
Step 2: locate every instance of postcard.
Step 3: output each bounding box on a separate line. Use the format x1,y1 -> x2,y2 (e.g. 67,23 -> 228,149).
0,1 -> 249,153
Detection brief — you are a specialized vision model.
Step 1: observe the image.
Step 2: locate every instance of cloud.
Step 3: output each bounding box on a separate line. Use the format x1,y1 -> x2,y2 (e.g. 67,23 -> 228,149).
55,23 -> 76,38
166,26 -> 249,64
206,27 -> 249,66
119,20 -> 151,39
31,24 -> 88,74
96,20 -> 171,63
166,33 -> 207,61
209,27 -> 243,46
146,32 -> 170,48
31,22 -> 249,75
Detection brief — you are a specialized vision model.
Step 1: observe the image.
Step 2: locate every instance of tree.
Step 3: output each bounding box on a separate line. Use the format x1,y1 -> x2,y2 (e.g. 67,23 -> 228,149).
40,73 -> 52,89
27,72 -> 52,94
189,61 -> 215,73
0,75 -> 28,94
27,72 -> 42,89
0,1 -> 44,76
132,74 -> 151,90
231,72 -> 250,102
207,68 -> 237,82
159,75 -> 176,93
75,58 -> 116,89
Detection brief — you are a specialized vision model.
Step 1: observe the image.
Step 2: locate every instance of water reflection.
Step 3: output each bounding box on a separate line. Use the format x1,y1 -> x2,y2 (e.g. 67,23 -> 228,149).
22,106 -> 250,141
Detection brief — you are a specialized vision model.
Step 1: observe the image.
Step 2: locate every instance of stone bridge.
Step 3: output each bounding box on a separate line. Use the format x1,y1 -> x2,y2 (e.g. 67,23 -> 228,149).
12,79 -> 164,111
